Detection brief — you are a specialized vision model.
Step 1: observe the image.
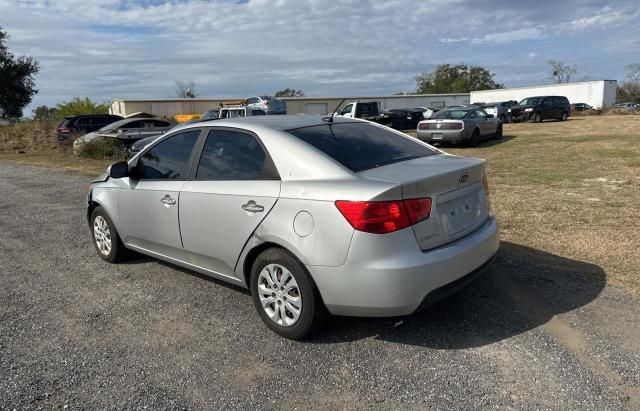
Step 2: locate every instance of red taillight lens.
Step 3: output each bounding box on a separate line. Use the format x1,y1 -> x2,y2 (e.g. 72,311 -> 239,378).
59,127 -> 71,133
482,174 -> 489,195
403,198 -> 432,225
335,198 -> 431,234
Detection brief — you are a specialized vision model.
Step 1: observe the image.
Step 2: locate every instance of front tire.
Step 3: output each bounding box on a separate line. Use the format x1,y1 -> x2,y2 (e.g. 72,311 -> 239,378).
90,207 -> 127,263
533,112 -> 543,123
250,248 -> 327,339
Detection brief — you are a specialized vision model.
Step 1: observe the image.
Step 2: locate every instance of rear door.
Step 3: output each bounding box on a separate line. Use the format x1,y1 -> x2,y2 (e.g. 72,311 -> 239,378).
179,128 -> 281,277
542,98 -> 555,118
117,129 -> 202,258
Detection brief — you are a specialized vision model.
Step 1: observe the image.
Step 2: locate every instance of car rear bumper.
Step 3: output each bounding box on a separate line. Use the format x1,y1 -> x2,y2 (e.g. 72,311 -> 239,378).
308,216 -> 500,317
416,129 -> 469,144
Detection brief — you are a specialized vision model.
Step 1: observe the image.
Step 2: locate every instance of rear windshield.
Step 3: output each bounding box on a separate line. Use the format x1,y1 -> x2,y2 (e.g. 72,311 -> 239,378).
59,118 -> 74,127
286,123 -> 438,172
431,110 -> 469,119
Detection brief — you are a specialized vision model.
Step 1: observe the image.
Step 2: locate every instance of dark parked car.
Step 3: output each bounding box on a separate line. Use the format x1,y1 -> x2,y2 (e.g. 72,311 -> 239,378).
56,114 -> 123,141
571,103 -> 593,112
387,108 -> 425,130
510,96 -> 571,123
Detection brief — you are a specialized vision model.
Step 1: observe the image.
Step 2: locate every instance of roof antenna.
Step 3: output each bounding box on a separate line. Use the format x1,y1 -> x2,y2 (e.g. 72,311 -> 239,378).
324,98 -> 347,123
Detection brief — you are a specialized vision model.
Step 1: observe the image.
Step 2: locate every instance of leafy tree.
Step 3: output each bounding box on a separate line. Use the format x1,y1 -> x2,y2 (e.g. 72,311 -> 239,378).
547,60 -> 578,84
616,63 -> 640,103
0,26 -> 40,119
56,97 -> 109,117
176,80 -> 196,98
275,88 -> 305,97
415,64 -> 502,94
32,105 -> 58,120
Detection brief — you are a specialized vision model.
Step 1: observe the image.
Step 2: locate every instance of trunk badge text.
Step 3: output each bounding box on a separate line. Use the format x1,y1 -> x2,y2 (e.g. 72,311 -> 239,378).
459,173 -> 469,183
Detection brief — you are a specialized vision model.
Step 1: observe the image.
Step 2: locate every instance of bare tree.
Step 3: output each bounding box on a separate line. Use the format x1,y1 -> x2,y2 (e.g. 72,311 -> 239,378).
175,80 -> 197,98
617,63 -> 640,103
547,60 -> 578,84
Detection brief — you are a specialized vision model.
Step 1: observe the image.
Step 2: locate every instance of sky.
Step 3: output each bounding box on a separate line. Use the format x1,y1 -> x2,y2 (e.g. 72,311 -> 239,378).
1,0 -> 639,114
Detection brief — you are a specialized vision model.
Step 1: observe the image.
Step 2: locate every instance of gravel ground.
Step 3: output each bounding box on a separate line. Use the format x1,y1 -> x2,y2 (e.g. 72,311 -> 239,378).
1,161 -> 639,409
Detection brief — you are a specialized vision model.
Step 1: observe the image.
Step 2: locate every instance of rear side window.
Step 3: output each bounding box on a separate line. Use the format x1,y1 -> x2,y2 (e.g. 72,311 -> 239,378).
195,129 -> 277,180
286,123 -> 438,172
136,130 -> 200,180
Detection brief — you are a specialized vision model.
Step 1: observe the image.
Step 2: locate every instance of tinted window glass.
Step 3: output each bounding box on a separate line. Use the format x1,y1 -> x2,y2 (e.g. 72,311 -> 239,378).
196,130 -> 270,180
136,130 -> 200,180
432,109 -> 469,119
151,120 -> 170,127
287,123 -> 438,172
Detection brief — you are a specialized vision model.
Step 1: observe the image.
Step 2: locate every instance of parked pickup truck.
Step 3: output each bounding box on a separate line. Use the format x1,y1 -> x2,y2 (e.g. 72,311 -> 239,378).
335,102 -> 387,122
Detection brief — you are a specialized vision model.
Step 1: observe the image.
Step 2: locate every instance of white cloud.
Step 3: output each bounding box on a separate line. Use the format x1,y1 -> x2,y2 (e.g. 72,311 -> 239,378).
0,0 -> 639,113
569,6 -> 634,31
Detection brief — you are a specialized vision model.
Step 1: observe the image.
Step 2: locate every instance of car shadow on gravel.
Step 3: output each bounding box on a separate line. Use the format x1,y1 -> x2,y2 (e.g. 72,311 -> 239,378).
308,241 -> 606,348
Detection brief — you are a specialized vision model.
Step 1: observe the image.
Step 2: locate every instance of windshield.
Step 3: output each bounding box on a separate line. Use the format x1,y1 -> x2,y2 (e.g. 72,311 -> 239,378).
519,97 -> 541,106
431,109 -> 469,119
286,123 -> 437,172
97,119 -> 131,132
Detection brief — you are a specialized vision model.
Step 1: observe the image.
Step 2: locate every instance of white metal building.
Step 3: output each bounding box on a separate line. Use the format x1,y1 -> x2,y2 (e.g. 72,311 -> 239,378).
470,80 -> 617,109
109,94 -> 470,118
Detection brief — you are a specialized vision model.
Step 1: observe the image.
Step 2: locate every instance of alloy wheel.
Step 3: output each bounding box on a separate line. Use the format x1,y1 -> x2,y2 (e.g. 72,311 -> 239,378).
93,215 -> 112,256
257,264 -> 302,327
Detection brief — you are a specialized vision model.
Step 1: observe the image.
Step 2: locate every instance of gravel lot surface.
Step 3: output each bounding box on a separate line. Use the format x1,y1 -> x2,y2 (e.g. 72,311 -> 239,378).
1,161 -> 639,409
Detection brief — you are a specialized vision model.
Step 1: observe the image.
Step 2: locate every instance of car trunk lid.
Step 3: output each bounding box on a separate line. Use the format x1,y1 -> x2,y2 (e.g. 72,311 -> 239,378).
358,154 -> 489,250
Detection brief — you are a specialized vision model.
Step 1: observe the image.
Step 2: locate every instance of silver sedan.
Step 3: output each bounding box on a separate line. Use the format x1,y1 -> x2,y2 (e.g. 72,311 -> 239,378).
87,116 -> 500,339
417,107 -> 502,146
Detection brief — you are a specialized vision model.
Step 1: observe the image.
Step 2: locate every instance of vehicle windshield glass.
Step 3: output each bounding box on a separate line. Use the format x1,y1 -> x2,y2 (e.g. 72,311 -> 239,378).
286,123 -> 438,172
260,96 -> 272,100
519,98 -> 541,106
431,109 -> 469,119
98,119 -> 130,132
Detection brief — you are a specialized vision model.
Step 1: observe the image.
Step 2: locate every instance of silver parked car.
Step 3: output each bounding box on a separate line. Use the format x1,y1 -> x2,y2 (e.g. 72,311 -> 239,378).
73,118 -> 173,153
417,107 -> 502,146
245,96 -> 287,115
87,116 -> 500,339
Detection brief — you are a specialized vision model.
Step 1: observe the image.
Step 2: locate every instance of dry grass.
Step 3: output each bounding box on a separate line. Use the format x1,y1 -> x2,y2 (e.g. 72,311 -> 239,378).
0,121 -> 117,176
410,115 -> 640,297
2,117 -> 639,297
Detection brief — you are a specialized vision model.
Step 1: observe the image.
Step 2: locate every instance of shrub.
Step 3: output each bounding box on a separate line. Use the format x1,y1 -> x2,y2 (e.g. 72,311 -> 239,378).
0,120 -> 58,152
77,138 -> 127,160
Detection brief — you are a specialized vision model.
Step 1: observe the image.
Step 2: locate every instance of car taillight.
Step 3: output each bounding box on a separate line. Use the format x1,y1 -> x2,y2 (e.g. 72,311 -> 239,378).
417,123 -> 428,130
59,127 -> 71,133
482,174 -> 489,195
335,198 -> 431,234
403,198 -> 432,225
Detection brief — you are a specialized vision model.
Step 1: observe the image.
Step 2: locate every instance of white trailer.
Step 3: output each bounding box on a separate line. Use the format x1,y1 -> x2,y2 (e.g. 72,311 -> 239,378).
470,80 -> 617,109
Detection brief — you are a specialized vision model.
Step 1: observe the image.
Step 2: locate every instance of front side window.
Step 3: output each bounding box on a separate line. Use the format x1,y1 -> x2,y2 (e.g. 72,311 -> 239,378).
341,104 -> 353,115
135,130 -> 201,180
287,123 -> 438,172
196,129 -> 276,180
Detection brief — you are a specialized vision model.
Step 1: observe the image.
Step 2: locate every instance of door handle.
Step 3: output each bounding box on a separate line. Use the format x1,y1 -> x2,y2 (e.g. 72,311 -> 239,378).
161,194 -> 176,206
242,200 -> 264,213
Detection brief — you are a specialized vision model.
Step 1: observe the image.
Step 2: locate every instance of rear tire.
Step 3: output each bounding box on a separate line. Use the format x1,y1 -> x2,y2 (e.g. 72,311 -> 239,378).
495,124 -> 503,140
533,112 -> 543,123
90,207 -> 127,263
250,248 -> 327,339
469,129 -> 480,147
560,111 -> 568,121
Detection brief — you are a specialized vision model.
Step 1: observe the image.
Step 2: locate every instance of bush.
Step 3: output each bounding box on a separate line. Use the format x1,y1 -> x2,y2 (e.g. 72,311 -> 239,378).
77,138 -> 127,160
0,120 -> 58,152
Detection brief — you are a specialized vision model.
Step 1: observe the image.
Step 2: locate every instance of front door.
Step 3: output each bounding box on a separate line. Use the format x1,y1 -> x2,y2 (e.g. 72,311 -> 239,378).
179,128 -> 281,278
117,129 -> 202,258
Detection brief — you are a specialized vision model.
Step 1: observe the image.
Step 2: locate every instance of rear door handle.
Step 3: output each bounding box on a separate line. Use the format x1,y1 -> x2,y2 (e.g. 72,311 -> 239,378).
242,200 -> 264,213
161,194 -> 176,206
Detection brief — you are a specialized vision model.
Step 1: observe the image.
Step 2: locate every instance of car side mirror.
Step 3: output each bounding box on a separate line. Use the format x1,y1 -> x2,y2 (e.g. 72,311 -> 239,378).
109,161 -> 129,179
486,114 -> 494,118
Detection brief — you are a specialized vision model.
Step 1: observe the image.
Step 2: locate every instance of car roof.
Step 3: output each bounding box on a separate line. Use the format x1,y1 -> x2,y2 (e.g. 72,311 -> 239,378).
176,115 -> 364,132
64,114 -> 121,119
